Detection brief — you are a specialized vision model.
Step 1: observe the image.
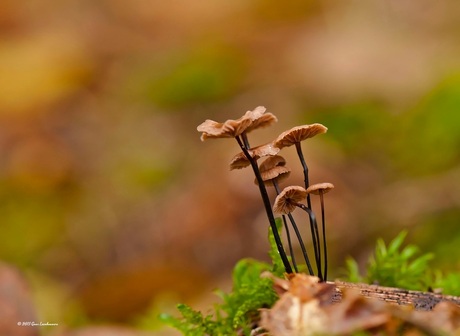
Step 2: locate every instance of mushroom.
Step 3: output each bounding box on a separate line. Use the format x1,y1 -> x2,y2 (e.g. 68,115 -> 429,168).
274,185 -> 324,281
230,143 -> 280,170
197,107 -> 294,274
197,106 -> 277,144
274,124 -> 327,189
197,117 -> 253,141
274,124 -> 328,277
257,157 -> 315,274
306,183 -> 334,281
256,156 -> 313,274
255,155 -> 290,186
273,186 -> 308,215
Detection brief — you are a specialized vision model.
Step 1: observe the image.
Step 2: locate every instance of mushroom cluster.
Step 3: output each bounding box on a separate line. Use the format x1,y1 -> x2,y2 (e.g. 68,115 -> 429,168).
197,106 -> 334,281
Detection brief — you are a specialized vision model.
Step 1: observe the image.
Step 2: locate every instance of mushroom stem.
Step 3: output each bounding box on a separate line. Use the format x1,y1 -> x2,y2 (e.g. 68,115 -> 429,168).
319,190 -> 328,281
272,183 -> 297,273
236,136 -> 293,274
282,214 -> 298,273
293,202 -> 324,281
241,132 -> 251,149
295,142 -> 310,188
273,181 -> 314,275
294,142 -> 322,276
272,179 -> 299,273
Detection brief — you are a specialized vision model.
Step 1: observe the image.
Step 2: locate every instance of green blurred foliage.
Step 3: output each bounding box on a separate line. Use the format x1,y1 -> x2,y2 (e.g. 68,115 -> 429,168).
414,209 -> 460,271
0,191 -> 65,266
311,74 -> 460,177
398,75 -> 460,175
124,44 -> 246,108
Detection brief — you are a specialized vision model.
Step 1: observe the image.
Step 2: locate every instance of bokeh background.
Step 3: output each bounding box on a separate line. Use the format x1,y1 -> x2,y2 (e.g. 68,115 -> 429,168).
1,0 -> 459,335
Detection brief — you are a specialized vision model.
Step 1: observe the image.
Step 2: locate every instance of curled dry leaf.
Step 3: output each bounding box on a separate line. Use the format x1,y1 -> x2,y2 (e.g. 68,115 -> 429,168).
260,274 -> 333,336
324,290 -> 390,334
261,274 -> 460,336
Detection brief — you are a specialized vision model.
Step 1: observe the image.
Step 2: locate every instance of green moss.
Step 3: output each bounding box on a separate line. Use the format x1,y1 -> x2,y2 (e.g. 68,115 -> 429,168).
344,230 -> 460,296
159,219 -> 284,335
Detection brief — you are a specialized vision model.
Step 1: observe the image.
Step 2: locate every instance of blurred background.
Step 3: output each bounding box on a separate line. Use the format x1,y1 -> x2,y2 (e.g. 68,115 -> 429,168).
0,0 -> 459,335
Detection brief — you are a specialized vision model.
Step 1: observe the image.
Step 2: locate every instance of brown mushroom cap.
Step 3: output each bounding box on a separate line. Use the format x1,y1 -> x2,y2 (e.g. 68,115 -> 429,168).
255,166 -> 291,186
230,143 -> 280,170
274,124 -> 328,149
255,155 -> 290,185
245,112 -> 278,133
197,117 -> 253,141
273,186 -> 307,215
259,155 -> 286,171
197,106 -> 278,141
306,183 -> 334,195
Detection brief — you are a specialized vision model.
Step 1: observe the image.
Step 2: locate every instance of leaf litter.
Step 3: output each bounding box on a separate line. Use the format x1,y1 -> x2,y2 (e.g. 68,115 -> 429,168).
259,273 -> 460,336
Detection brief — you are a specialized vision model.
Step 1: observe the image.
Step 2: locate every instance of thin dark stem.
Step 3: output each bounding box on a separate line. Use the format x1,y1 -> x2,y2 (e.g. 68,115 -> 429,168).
294,142 -> 321,276
319,191 -> 328,281
282,214 -> 298,273
273,180 -> 314,275
294,202 -> 324,281
241,132 -> 251,149
236,136 -> 293,274
287,212 -> 314,275
295,142 -> 310,188
273,181 -> 298,273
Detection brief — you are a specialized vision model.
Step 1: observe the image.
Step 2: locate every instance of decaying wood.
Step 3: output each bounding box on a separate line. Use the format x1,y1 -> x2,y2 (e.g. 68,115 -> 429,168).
331,281 -> 460,311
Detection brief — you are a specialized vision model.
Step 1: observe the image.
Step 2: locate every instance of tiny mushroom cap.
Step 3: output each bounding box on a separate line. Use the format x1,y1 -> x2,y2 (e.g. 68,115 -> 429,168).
255,155 -> 290,185
273,186 -> 307,215
197,106 -> 277,141
230,142 -> 280,170
274,124 -> 328,149
255,166 -> 291,186
197,117 -> 253,141
259,155 -> 286,170
245,111 -> 278,133
306,183 -> 335,195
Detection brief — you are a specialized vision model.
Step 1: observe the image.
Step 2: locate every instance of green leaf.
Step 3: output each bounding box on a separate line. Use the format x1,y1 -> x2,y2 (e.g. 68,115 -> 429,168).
363,231 -> 435,291
232,258 -> 271,290
407,253 -> 434,272
400,245 -> 419,260
388,231 -> 407,254
344,257 -> 362,283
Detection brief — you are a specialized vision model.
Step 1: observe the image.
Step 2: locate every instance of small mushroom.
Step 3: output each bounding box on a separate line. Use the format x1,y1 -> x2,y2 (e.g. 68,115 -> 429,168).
274,124 -> 328,149
197,106 -> 277,142
230,143 -> 280,170
255,156 -> 303,273
255,155 -> 290,187
274,124 -> 327,188
306,183 -> 334,195
259,157 -> 314,275
273,124 -> 328,278
197,107 -> 293,274
245,111 -> 278,133
306,183 -> 334,281
197,117 -> 253,141
273,186 -> 307,215
274,185 -> 324,281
